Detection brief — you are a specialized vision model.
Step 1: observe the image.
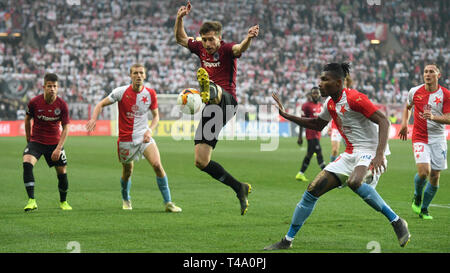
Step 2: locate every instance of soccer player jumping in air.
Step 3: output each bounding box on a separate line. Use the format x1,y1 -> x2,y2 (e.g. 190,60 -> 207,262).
174,1 -> 259,215
265,63 -> 410,250
399,64 -> 450,220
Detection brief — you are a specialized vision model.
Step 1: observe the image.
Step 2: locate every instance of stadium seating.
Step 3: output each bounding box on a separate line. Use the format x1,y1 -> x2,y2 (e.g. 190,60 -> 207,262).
0,0 -> 448,120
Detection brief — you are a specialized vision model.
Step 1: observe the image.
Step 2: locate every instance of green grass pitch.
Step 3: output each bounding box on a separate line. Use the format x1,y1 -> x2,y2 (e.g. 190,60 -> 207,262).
0,136 -> 449,253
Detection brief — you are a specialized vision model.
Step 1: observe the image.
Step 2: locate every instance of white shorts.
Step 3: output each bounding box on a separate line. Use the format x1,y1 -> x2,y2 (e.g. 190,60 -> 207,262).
324,151 -> 387,188
117,138 -> 155,164
331,128 -> 342,142
413,142 -> 448,170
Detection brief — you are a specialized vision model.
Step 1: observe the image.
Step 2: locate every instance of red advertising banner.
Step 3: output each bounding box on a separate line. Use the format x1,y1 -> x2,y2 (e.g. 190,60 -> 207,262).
389,124 -> 450,140
0,120 -> 111,137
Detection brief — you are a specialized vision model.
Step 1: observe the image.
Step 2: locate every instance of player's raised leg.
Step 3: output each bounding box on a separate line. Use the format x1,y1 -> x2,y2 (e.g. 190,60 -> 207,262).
264,170 -> 340,250
144,143 -> 181,213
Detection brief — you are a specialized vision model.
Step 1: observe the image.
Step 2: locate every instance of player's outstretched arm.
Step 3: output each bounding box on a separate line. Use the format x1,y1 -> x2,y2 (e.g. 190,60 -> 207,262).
86,97 -> 114,132
232,25 -> 259,57
272,92 -> 328,131
398,103 -> 412,140
174,1 -> 191,48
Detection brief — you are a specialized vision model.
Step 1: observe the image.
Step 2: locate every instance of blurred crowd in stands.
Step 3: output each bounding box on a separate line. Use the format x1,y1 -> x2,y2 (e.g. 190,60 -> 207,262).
0,0 -> 448,120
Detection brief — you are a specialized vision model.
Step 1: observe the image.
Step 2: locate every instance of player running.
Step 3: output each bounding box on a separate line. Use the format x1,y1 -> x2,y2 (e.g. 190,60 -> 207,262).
398,64 -> 450,220
265,63 -> 410,250
295,87 -> 326,182
22,73 -> 72,211
86,64 -> 182,212
174,1 -> 258,215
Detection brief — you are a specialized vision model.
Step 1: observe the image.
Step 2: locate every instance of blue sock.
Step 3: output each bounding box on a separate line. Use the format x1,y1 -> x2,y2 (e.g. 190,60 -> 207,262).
120,178 -> 131,201
422,183 -> 438,211
414,173 -> 427,197
156,175 -> 171,203
286,191 -> 318,240
355,183 -> 398,222
330,155 -> 337,162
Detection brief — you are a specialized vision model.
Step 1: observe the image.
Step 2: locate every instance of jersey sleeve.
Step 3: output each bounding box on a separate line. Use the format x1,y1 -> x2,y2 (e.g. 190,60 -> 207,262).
300,103 -> 308,117
407,88 -> 415,107
442,87 -> 450,114
107,86 -> 126,103
347,91 -> 378,118
318,98 -> 332,122
149,89 -> 158,110
26,99 -> 34,117
188,39 -> 202,56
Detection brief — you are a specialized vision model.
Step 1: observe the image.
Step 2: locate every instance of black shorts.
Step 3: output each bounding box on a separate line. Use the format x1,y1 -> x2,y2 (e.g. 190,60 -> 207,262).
306,138 -> 323,156
23,141 -> 67,167
194,91 -> 238,149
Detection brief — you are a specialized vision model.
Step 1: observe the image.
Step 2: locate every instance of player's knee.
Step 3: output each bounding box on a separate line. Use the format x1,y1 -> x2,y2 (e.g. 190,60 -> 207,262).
122,166 -> 133,179
151,161 -> 163,173
417,171 -> 429,180
348,179 -> 362,191
195,158 -> 208,170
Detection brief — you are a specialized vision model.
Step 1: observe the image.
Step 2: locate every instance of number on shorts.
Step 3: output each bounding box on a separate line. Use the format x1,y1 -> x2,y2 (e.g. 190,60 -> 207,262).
414,144 -> 424,153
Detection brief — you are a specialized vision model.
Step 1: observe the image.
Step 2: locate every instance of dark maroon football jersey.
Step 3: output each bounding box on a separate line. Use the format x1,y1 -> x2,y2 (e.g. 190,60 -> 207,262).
188,39 -> 240,101
26,94 -> 70,145
301,101 -> 322,140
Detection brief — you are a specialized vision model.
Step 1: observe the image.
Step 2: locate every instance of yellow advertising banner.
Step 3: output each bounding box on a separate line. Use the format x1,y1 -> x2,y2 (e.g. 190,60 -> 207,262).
153,120 -> 200,137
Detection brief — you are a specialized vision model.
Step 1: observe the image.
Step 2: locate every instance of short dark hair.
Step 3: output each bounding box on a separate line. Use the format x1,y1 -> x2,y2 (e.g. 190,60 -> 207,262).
425,63 -> 440,72
44,73 -> 58,83
323,63 -> 350,80
199,21 -> 222,36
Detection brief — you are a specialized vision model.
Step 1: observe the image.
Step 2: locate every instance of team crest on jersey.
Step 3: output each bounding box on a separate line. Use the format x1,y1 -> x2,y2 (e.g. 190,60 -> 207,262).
54,108 -> 61,115
433,96 -> 442,105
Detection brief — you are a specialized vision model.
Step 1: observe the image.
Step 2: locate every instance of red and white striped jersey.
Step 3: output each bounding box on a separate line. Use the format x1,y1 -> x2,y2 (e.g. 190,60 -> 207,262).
319,88 -> 382,154
107,85 -> 158,144
407,84 -> 450,144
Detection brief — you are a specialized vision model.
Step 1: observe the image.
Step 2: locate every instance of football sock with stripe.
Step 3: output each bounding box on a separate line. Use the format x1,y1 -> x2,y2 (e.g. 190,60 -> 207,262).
414,173 -> 427,199
201,160 -> 241,193
355,183 -> 398,222
120,178 -> 131,201
286,191 -> 318,241
23,162 -> 35,199
156,175 -> 172,203
57,173 -> 68,202
422,182 -> 438,211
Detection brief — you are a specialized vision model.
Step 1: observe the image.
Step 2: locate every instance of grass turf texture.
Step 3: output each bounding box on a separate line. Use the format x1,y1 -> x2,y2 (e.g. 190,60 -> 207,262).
0,136 -> 449,253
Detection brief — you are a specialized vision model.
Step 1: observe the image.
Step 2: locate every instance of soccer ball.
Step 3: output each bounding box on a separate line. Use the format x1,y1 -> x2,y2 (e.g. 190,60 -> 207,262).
177,88 -> 203,115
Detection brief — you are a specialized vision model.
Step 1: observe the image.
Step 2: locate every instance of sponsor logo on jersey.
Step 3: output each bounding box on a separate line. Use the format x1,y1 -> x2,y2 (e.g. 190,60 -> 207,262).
203,60 -> 221,68
37,115 -> 59,121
